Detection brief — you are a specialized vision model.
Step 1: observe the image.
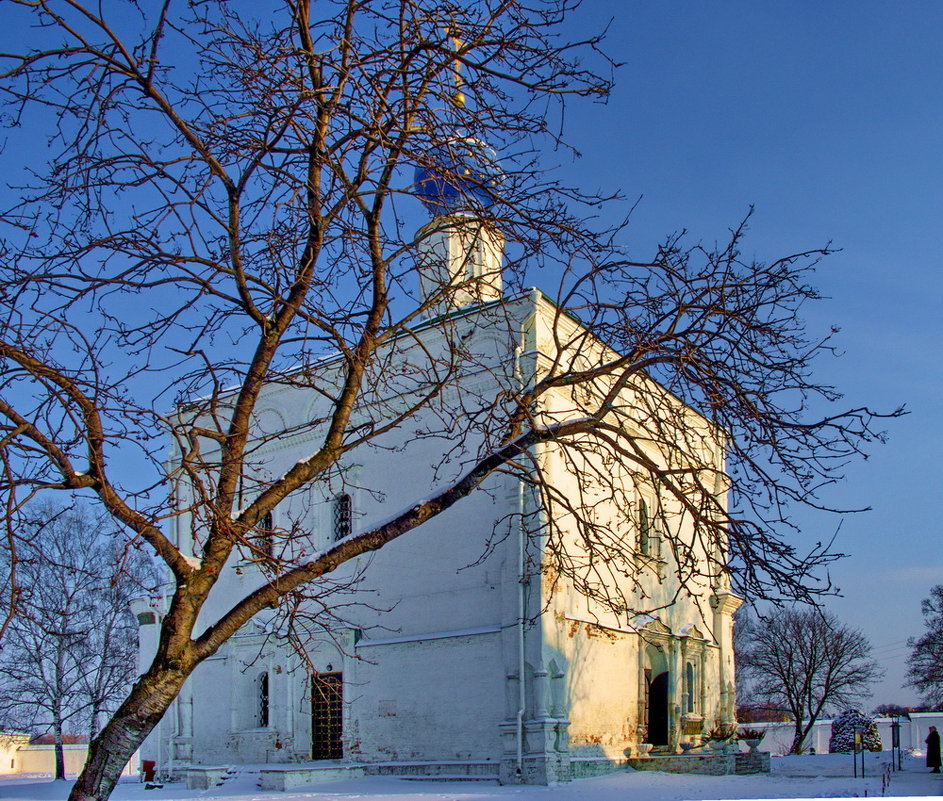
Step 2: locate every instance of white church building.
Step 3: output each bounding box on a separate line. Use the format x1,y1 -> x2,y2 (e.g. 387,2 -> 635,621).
136,146 -> 742,785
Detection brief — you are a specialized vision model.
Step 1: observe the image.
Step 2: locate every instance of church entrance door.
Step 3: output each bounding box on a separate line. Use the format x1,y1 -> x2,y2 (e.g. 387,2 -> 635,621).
647,671 -> 669,746
311,672 -> 343,759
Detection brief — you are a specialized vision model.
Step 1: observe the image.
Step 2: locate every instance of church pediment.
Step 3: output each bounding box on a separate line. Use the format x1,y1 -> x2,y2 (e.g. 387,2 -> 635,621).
639,618 -> 672,636
679,623 -> 705,640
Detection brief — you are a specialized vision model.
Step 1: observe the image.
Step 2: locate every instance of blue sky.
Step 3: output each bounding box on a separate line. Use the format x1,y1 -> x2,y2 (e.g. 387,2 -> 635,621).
1,1 -> 936,709
553,1 -> 943,706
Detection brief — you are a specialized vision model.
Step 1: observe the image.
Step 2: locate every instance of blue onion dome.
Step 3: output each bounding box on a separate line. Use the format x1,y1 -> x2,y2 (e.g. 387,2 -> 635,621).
413,134 -> 502,217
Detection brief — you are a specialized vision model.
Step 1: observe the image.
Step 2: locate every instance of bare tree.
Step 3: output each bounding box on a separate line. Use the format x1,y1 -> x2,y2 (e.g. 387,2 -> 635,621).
737,607 -> 882,753
79,540 -> 157,745
871,703 -> 911,717
734,608 -> 790,723
906,585 -> 943,708
0,2 -> 899,799
0,503 -> 154,779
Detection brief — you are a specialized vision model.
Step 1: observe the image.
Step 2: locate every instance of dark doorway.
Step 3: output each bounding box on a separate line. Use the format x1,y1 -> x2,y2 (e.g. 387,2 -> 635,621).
311,672 -> 343,760
647,671 -> 669,746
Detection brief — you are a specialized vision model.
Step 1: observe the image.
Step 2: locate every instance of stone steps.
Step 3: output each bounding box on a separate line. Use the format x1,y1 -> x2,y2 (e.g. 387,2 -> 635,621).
398,774 -> 499,783
259,763 -> 366,790
248,760 -> 501,789
368,761 -> 499,778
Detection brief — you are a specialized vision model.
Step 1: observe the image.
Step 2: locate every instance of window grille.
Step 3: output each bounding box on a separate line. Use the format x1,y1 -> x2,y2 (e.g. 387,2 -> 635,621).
256,510 -> 274,558
311,672 -> 343,759
685,662 -> 696,713
258,672 -> 270,728
333,494 -> 352,541
638,498 -> 650,556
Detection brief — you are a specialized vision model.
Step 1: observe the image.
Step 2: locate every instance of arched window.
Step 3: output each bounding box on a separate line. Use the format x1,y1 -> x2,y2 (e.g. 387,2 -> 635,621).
258,672 -> 270,728
638,497 -> 650,556
333,493 -> 352,541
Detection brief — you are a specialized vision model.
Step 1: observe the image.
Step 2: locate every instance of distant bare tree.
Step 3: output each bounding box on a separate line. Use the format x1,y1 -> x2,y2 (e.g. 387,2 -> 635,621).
735,609 -> 789,722
737,607 -> 882,753
871,703 -> 911,718
906,585 -> 943,708
0,2 -> 898,800
0,503 -> 155,779
79,541 -> 157,745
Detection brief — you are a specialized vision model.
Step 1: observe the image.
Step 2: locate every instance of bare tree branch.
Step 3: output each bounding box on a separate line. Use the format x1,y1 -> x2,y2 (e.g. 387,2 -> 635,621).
0,2 -> 899,799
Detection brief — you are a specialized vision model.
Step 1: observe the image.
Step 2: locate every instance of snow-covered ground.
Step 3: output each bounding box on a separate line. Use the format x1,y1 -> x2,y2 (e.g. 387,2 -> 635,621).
2,753 -> 940,801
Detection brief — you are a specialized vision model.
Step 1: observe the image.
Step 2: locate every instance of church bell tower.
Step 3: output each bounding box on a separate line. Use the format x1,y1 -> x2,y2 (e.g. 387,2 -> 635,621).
414,212 -> 504,320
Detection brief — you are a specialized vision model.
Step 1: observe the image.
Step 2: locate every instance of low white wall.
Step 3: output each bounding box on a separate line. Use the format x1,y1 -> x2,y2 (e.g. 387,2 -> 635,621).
746,712 -> 943,755
13,745 -> 91,776
906,712 -> 943,755
0,742 -> 138,777
0,735 -> 32,775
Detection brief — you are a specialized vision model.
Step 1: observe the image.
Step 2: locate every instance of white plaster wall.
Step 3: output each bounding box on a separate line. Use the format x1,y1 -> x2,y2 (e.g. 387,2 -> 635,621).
350,631 -> 505,762
551,627 -> 639,757
188,652 -> 237,764
148,458 -> 516,765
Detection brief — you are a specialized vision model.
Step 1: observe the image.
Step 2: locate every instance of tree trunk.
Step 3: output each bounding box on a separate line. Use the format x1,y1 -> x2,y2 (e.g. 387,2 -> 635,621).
53,655 -> 66,781
54,714 -> 66,782
789,729 -> 805,755
790,721 -> 815,754
68,666 -> 189,801
88,705 -> 99,746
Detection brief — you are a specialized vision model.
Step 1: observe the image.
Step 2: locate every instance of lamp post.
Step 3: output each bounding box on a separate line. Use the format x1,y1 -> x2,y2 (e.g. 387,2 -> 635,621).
890,716 -> 902,771
853,727 -> 865,778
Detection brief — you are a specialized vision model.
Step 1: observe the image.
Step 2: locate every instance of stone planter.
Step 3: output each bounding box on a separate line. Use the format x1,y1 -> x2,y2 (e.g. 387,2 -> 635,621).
708,739 -> 728,751
679,741 -> 695,754
742,738 -> 761,753
636,743 -> 653,757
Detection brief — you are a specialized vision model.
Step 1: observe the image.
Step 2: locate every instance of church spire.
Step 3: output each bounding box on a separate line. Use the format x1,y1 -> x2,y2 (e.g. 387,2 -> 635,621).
412,27 -> 504,320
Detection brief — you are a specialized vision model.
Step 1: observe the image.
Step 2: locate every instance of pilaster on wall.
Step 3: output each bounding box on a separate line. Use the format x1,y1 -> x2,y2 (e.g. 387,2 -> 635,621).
498,717 -> 571,784
710,590 -> 743,725
496,437 -> 576,786
172,687 -> 194,762
498,656 -> 572,784
667,638 -> 681,751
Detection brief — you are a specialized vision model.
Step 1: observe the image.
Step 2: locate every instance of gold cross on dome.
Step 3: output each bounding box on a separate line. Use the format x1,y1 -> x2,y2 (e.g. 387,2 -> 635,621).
447,25 -> 465,108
